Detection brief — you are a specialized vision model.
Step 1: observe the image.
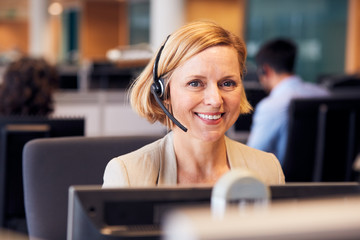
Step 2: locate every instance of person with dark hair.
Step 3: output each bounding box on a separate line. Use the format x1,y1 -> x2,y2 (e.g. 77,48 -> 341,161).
247,38 -> 329,165
0,56 -> 58,116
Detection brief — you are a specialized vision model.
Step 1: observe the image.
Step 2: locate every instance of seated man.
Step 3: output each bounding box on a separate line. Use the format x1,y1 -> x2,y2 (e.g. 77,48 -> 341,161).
247,38 -> 329,165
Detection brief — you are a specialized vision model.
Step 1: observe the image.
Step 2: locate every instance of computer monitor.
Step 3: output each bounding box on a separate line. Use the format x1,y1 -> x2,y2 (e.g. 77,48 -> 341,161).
0,116 -> 85,139
67,183 -> 360,240
0,116 -> 85,232
67,185 -> 212,240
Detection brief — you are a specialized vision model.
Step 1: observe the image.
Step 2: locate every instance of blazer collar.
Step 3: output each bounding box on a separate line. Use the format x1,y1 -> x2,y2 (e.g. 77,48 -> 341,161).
225,135 -> 248,169
157,132 -> 177,185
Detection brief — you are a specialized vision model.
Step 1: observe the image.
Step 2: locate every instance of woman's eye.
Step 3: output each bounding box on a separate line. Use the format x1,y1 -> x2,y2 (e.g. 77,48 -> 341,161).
188,80 -> 202,87
221,80 -> 237,88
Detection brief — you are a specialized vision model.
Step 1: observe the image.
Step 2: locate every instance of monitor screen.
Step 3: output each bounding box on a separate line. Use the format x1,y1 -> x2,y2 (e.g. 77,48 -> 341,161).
67,183 -> 360,240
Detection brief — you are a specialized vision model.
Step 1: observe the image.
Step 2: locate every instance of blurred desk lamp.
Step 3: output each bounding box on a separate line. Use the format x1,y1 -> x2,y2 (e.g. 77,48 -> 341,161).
211,169 -> 270,219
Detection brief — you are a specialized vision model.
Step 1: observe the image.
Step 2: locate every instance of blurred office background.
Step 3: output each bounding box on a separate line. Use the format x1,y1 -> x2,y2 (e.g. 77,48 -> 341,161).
0,0 -> 359,137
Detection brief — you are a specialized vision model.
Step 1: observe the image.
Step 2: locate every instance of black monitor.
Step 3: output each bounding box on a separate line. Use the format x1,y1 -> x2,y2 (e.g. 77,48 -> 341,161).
0,116 -> 85,139
234,82 -> 268,132
67,182 -> 360,240
89,61 -> 142,89
67,185 -> 212,240
0,116 -> 85,232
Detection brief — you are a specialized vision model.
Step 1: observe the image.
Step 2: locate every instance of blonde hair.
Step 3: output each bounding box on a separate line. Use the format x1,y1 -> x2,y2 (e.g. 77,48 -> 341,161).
129,20 -> 252,129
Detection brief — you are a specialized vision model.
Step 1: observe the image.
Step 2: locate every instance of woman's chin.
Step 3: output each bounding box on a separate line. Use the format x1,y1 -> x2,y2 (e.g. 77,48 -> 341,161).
197,130 -> 225,143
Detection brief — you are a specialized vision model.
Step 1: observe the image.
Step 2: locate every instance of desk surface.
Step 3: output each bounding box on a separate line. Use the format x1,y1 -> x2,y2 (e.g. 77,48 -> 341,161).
164,195 -> 360,240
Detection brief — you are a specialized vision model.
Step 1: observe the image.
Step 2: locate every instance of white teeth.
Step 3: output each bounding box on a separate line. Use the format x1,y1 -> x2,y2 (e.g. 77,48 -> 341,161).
197,113 -> 221,120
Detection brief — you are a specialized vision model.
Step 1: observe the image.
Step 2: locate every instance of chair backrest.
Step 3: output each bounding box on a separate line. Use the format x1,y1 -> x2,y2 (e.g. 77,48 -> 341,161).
282,95 -> 360,182
22,135 -> 163,240
0,116 -> 84,232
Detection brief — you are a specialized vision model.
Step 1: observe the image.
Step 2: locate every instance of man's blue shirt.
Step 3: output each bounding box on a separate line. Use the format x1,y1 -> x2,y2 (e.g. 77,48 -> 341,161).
247,76 -> 329,165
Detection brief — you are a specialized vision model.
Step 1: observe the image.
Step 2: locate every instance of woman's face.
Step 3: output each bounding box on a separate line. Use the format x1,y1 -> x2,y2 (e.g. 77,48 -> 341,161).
169,45 -> 243,142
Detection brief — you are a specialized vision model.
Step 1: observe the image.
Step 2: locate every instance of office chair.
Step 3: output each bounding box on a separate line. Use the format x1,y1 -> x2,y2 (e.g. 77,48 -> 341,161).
22,135 -> 163,240
282,95 -> 360,182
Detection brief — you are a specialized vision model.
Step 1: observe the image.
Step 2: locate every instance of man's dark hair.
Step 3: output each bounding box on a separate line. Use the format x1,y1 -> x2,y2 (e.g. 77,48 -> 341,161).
255,38 -> 297,74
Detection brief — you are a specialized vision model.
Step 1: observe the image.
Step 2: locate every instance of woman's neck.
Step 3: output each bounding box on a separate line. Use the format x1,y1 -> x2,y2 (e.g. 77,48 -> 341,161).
173,133 -> 230,185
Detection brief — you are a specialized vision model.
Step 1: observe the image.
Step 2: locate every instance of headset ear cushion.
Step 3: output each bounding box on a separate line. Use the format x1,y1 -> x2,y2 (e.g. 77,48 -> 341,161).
153,78 -> 165,100
151,78 -> 165,100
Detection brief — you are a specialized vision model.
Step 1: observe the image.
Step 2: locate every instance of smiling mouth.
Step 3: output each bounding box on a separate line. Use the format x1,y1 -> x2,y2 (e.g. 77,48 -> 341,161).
196,113 -> 224,120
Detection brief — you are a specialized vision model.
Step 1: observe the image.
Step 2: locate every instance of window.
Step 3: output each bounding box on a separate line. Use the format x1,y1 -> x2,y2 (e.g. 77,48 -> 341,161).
245,0 -> 348,83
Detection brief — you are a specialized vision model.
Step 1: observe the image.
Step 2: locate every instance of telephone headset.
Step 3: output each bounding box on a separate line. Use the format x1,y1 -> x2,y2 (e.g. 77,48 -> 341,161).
151,35 -> 188,132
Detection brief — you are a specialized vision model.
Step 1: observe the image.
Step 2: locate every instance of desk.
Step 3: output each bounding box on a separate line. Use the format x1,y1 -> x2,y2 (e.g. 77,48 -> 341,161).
54,90 -> 166,136
164,196 -> 360,240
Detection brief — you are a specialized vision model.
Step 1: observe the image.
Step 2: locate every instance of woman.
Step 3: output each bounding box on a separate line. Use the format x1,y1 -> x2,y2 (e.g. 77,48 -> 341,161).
103,21 -> 285,187
0,56 -> 58,116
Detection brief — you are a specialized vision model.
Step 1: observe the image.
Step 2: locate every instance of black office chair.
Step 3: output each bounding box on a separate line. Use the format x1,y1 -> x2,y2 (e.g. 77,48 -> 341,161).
319,73 -> 360,92
282,95 -> 360,182
22,135 -> 163,240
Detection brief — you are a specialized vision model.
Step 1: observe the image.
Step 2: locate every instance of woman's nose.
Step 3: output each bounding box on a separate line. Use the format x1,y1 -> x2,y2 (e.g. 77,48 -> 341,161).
203,85 -> 222,107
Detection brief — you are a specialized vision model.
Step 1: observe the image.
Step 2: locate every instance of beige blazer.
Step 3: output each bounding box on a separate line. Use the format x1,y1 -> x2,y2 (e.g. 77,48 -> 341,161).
103,132 -> 285,187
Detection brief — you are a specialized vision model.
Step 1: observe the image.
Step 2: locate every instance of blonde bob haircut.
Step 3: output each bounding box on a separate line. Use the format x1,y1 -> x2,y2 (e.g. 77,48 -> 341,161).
129,20 -> 252,129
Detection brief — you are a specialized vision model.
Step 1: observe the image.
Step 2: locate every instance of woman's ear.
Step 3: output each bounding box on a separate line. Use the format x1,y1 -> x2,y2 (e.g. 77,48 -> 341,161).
163,84 -> 171,105
163,96 -> 170,105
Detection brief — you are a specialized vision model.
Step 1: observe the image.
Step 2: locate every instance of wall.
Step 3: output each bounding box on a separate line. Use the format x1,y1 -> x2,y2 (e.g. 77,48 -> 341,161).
345,0 -> 360,74
186,0 -> 247,37
80,1 -> 129,61
1,0 -> 359,74
0,20 -> 28,53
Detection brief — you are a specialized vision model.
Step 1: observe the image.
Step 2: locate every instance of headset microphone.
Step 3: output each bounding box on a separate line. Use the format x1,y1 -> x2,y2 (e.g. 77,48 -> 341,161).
151,36 -> 188,132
